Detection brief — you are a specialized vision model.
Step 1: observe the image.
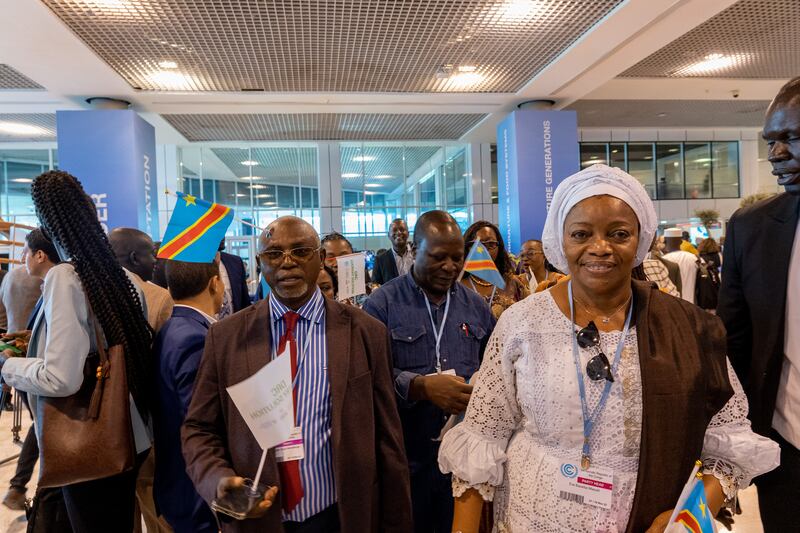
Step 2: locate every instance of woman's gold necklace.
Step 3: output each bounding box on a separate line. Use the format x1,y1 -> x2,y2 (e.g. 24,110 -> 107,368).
471,276 -> 493,287
573,293 -> 631,324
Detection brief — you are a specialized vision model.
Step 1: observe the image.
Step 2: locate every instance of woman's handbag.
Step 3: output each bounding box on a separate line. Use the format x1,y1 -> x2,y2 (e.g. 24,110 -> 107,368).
36,317 -> 135,488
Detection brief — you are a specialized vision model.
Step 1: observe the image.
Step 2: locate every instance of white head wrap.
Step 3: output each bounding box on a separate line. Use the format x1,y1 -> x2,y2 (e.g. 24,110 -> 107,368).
541,164 -> 657,274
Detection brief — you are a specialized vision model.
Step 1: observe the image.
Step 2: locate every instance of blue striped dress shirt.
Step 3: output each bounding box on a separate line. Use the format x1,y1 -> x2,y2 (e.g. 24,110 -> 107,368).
268,288 -> 336,522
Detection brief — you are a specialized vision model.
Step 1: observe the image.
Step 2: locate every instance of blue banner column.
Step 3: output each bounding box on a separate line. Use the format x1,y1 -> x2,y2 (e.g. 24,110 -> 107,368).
56,110 -> 159,237
497,110 -> 579,252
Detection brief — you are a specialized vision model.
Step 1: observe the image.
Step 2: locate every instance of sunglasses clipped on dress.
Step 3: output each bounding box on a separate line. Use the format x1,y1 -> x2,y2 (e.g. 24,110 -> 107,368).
575,321 -> 614,382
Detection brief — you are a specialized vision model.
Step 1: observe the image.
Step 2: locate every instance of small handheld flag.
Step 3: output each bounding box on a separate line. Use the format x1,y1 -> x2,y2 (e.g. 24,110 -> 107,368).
158,192 -> 234,263
666,462 -> 717,533
463,238 -> 506,289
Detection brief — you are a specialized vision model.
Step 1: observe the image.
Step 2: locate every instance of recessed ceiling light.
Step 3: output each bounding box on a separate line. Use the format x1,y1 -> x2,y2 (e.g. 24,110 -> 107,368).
249,184 -> 266,189
87,0 -> 128,8
458,65 -> 477,73
158,61 -> 178,69
11,178 -> 33,183
668,148 -> 679,152
657,112 -> 668,118
261,201 -> 276,206
341,173 -> 361,178
611,149 -> 619,153
240,160 -> 259,166
447,71 -> 485,89
365,184 -> 383,188
0,122 -> 47,136
581,160 -> 605,166
372,174 -> 394,179
502,0 -> 538,20
353,155 -> 376,162
255,193 -> 274,198
673,162 -> 679,167
241,175 -> 263,180
678,53 -> 741,75
146,70 -> 196,90
365,191 -> 381,195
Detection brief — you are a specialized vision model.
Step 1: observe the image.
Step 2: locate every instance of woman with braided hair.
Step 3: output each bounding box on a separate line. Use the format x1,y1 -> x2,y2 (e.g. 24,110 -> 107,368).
0,170 -> 154,532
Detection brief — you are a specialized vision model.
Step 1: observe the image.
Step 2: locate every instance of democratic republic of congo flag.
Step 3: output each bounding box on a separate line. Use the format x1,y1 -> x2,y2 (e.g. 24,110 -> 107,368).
464,238 -> 506,289
667,475 -> 717,533
157,192 -> 233,263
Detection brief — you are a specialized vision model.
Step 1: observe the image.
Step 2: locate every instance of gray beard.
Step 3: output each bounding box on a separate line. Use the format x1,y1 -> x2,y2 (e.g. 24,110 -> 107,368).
273,280 -> 310,300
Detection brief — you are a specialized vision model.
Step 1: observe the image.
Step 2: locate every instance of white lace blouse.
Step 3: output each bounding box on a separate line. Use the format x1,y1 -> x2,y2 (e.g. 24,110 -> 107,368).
438,291 -> 779,533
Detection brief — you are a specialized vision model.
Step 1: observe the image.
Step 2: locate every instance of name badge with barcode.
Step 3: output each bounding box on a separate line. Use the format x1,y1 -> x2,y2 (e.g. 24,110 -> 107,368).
555,463 -> 613,510
275,426 -> 304,462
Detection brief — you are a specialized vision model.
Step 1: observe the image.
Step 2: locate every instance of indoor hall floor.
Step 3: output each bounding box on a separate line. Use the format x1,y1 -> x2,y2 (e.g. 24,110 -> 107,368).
0,411 -> 767,532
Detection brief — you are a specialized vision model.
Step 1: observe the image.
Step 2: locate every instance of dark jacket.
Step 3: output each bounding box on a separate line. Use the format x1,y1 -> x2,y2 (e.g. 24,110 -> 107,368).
371,250 -> 399,286
181,298 -> 412,532
717,192 -> 800,436
626,281 -> 733,532
220,251 -> 251,312
153,306 -> 216,533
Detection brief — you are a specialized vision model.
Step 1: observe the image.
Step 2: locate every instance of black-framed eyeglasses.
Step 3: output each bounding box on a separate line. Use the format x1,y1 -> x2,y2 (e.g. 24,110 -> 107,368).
468,240 -> 499,250
576,321 -> 614,382
259,246 -> 321,264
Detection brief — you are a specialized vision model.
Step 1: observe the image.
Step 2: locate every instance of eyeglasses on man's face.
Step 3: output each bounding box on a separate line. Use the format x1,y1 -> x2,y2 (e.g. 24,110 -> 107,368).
575,320 -> 614,382
468,240 -> 499,250
259,246 -> 321,264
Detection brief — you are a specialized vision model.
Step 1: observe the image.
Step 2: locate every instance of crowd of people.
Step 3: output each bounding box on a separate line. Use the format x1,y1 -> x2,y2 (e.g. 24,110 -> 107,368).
0,77 -> 796,533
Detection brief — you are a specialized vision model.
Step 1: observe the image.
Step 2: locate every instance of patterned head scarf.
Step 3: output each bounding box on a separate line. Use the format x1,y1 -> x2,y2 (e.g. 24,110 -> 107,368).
541,164 -> 657,274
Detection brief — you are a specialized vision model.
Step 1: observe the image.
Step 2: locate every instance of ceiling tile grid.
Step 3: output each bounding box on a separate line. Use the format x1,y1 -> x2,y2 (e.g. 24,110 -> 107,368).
42,0 -> 622,93
0,114 -> 57,142
621,0 -> 800,78
567,99 -> 770,128
0,64 -> 45,90
162,113 -> 486,141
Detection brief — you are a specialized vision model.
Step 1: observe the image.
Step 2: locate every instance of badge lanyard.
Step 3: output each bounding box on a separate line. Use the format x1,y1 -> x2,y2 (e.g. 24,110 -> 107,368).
469,278 -> 497,308
424,291 -> 451,374
568,280 -> 633,470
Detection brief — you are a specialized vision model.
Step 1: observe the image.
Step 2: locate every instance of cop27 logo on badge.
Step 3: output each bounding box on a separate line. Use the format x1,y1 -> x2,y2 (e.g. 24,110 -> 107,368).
561,463 -> 578,479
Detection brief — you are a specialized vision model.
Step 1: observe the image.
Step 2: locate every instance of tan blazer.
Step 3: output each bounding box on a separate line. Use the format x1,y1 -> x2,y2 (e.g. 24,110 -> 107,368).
182,298 -> 412,532
129,271 -> 174,332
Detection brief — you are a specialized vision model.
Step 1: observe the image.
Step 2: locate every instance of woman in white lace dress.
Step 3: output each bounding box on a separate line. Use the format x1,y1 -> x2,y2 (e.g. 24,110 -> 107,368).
439,164 -> 779,533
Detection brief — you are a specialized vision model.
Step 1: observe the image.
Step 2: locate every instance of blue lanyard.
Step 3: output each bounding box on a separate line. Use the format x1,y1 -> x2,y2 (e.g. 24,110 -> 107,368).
568,280 -> 633,469
423,292 -> 451,374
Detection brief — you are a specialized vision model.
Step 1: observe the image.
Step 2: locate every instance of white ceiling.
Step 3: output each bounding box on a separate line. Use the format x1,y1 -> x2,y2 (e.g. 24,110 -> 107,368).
0,0 -> 794,143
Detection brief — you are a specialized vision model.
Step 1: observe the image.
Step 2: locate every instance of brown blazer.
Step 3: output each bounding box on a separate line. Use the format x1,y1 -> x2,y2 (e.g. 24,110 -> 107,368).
181,297 -> 412,532
626,281 -> 733,532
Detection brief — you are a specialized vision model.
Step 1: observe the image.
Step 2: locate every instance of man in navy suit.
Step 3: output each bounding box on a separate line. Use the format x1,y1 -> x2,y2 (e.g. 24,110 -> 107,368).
218,239 -> 251,317
153,259 -> 225,533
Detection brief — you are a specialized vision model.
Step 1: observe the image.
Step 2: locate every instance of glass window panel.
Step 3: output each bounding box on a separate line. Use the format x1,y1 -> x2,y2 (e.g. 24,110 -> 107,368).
0,149 -> 49,221
684,143 -> 712,199
490,144 -> 498,204
214,180 -> 236,207
656,143 -> 683,199
277,185 -> 296,208
712,141 -> 740,198
609,144 -> 626,170
627,143 -> 656,199
580,143 -> 608,168
202,180 -> 215,202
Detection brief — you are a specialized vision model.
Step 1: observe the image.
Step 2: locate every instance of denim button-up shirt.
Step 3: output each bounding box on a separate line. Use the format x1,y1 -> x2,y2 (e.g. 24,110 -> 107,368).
363,272 -> 495,472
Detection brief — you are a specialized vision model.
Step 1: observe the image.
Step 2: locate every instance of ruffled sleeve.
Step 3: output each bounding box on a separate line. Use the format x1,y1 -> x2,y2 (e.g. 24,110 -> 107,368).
700,359 -> 780,501
438,311 -> 522,501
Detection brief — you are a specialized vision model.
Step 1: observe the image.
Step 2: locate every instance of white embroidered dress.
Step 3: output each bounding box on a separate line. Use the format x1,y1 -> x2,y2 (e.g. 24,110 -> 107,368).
438,291 -> 779,533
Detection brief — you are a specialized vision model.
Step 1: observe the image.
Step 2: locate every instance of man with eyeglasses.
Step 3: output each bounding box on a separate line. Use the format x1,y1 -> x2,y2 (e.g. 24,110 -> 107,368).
363,210 -> 495,533
182,216 -> 412,532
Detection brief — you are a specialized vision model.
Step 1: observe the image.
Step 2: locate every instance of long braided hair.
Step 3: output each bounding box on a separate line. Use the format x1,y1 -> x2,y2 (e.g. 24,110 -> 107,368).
32,170 -> 153,419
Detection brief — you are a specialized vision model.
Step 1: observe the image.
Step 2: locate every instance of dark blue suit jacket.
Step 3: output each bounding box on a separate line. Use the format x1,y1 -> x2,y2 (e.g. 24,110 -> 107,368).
153,306 -> 216,533
220,251 -> 251,312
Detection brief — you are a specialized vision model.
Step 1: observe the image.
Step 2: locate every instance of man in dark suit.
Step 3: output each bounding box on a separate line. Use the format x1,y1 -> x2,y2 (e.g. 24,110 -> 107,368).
718,76 -> 800,532
218,239 -> 251,316
153,259 -> 225,533
372,218 -> 412,286
182,216 -> 412,532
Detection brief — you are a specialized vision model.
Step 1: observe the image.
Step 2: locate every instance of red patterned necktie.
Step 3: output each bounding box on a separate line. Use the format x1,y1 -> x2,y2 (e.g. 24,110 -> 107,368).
277,310 -> 304,514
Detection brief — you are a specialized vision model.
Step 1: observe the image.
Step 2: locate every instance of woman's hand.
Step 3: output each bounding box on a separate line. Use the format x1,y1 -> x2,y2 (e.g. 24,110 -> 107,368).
645,510 -> 673,533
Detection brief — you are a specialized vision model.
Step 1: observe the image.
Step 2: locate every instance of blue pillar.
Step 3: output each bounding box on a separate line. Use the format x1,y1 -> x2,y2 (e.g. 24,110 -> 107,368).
497,110 -> 579,252
56,110 -> 159,237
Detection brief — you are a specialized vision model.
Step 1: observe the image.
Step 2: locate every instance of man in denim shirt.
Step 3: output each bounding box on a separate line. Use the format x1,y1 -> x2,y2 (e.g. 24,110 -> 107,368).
363,211 -> 495,532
